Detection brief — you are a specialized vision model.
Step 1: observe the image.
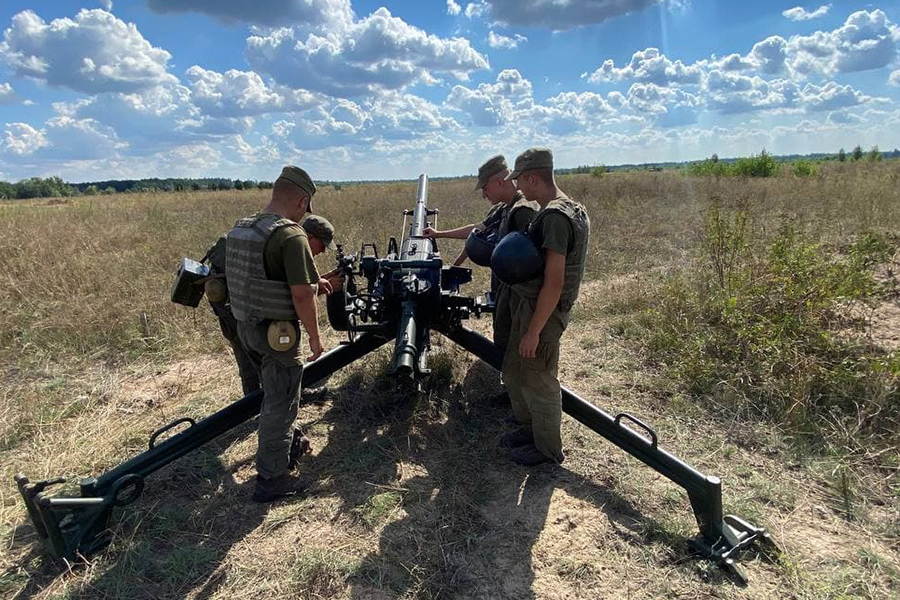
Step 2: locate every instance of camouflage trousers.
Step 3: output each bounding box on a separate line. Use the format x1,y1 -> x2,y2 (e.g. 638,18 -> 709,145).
501,292 -> 570,462
236,319 -> 304,480
210,301 -> 261,396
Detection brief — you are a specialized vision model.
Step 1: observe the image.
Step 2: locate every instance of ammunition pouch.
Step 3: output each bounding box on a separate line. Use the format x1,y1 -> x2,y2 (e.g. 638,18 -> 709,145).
267,320 -> 299,351
170,258 -> 210,307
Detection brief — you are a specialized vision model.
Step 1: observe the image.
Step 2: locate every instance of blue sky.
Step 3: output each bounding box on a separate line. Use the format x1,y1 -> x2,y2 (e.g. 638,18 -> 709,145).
0,0 -> 898,182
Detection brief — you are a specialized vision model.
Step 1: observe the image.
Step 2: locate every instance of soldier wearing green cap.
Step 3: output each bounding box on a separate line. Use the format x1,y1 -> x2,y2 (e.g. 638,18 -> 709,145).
225,166 -> 343,502
423,155 -> 538,355
498,148 -> 591,467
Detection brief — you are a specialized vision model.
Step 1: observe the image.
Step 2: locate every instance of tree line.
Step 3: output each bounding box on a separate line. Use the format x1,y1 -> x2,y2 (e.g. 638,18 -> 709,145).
0,177 -> 276,200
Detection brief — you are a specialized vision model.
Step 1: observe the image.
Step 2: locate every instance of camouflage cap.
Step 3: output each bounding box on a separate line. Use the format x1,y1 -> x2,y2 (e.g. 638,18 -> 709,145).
505,148 -> 553,180
474,155 -> 508,191
302,214 -> 337,250
277,165 -> 317,211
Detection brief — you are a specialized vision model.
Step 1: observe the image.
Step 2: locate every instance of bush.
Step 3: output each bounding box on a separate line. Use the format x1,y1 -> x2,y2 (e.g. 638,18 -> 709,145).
642,200 -> 899,443
731,150 -> 779,177
792,160 -> 818,177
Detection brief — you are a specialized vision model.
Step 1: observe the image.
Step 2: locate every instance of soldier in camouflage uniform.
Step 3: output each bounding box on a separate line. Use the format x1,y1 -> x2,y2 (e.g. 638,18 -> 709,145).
499,148 -> 591,466
225,166 -> 340,502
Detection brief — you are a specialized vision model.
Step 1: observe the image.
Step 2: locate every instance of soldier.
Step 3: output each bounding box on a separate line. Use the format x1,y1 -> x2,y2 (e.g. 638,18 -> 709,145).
497,148 -> 591,466
423,156 -> 538,356
225,165 -> 338,502
422,155 -> 508,268
204,216 -> 342,397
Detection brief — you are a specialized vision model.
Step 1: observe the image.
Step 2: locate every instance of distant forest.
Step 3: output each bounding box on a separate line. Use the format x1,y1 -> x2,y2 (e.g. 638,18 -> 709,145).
1,148 -> 898,200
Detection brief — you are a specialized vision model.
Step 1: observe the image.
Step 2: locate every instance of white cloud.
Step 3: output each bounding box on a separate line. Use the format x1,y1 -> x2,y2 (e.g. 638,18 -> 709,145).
799,81 -> 869,112
447,0 -> 462,16
143,0 -> 354,29
749,36 -> 788,75
245,7 -> 489,97
465,2 -> 486,19
625,83 -> 701,126
587,47 -> 702,86
488,31 -> 527,50
705,74 -> 798,114
788,10 -> 899,75
99,0 -> 113,10
2,122 -> 48,156
890,70 -> 900,87
445,69 -> 534,126
0,9 -> 176,94
481,0 -> 662,30
782,5 -> 831,22
827,110 -> 862,124
0,82 -> 18,106
185,66 -> 318,117
1,116 -> 123,161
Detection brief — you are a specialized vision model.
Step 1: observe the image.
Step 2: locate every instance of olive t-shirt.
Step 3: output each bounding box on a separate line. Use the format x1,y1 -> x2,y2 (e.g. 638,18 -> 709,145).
262,219 -> 319,286
482,202 -> 507,230
508,203 -> 536,233
533,196 -> 573,256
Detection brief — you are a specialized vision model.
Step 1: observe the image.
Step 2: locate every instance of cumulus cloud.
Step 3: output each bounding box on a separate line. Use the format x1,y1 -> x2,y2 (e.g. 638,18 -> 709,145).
2,123 -> 48,156
1,116 -> 123,161
586,47 -> 702,86
445,69 -> 533,126
625,83 -> 701,126
185,66 -> 317,117
465,2 -> 487,19
246,7 -> 489,97
482,0 -> 662,30
143,0 -> 354,28
799,81 -> 869,112
782,5 -> 831,22
0,82 -> 19,105
447,0 -> 462,16
488,31 -> 527,49
705,74 -> 798,114
890,70 -> 900,87
0,9 -> 176,94
788,10 -> 899,75
99,0 -> 113,10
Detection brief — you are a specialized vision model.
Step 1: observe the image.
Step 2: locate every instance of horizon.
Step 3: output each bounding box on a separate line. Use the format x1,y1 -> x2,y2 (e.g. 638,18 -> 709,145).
1,1 -> 899,182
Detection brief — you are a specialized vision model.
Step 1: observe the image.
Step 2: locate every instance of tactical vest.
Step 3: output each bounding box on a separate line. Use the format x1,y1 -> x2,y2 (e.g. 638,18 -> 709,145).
225,213 -> 298,322
498,191 -> 540,238
513,196 -> 590,313
481,201 -> 507,238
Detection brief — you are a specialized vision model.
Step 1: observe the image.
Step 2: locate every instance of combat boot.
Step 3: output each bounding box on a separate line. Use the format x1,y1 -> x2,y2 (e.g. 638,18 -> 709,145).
288,428 -> 311,471
252,472 -> 315,503
511,443 -> 563,467
499,427 -> 533,448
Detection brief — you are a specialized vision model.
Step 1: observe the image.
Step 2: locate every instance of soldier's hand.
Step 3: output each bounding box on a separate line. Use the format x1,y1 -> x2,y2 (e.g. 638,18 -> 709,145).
318,277 -> 334,296
308,336 -> 324,362
519,330 -> 540,359
422,227 -> 439,238
325,272 -> 344,292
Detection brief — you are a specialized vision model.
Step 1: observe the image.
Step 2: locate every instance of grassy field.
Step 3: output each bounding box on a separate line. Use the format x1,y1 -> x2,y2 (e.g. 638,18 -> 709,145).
1,162 -> 899,599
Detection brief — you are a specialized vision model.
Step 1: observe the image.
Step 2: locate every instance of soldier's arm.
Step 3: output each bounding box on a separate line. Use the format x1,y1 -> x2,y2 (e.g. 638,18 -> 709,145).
423,223 -> 477,239
453,248 -> 468,266
290,284 -> 322,360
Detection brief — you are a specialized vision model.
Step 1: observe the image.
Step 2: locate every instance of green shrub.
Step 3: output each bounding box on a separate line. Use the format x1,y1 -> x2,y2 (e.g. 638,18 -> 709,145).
731,150 -> 779,177
643,203 -> 899,443
792,160 -> 818,177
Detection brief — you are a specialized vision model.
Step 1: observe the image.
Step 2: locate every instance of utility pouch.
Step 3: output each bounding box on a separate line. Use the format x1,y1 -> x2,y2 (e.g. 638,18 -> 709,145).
267,320 -> 298,351
204,276 -> 228,303
170,258 -> 209,307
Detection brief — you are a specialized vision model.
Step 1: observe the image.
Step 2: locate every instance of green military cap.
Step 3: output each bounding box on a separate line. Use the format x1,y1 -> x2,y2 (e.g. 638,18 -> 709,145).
505,148 -> 554,180
302,214 -> 337,250
278,165 -> 317,211
474,154 -> 508,191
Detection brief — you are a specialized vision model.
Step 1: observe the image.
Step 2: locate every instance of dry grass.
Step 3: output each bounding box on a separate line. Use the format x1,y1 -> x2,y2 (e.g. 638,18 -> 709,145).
1,163 -> 900,599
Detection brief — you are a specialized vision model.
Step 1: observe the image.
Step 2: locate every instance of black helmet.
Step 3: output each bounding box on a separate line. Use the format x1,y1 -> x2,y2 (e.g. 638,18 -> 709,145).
465,228 -> 498,267
491,231 -> 544,284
